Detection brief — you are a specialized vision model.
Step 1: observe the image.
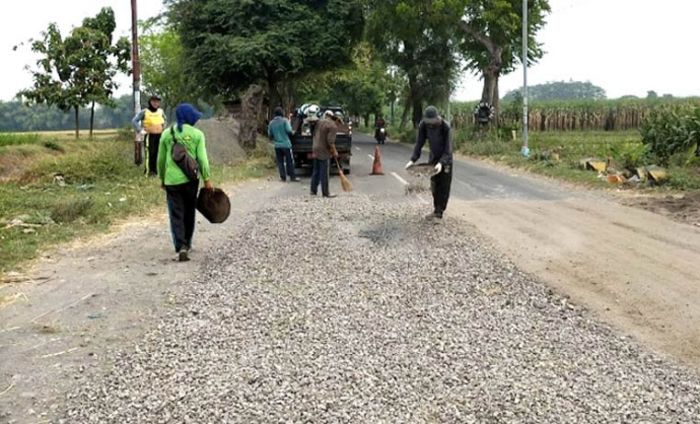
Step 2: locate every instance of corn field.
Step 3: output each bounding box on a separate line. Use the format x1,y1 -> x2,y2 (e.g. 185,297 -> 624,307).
450,98 -> 700,132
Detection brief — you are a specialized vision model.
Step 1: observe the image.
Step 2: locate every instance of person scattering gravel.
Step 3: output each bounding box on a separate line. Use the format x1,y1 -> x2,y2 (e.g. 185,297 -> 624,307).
405,106 -> 453,220
60,195 -> 700,423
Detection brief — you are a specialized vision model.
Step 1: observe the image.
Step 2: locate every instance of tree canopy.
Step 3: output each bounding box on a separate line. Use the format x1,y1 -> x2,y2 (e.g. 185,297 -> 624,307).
18,7 -> 130,137
503,81 -> 607,102
459,0 -> 551,114
0,96 -> 132,132
169,0 -> 364,105
140,20 -> 204,118
295,43 -> 387,123
366,0 -> 465,126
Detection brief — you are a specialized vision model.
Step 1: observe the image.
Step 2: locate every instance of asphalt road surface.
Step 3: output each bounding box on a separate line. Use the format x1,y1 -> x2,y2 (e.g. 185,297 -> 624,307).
303,132 -> 568,202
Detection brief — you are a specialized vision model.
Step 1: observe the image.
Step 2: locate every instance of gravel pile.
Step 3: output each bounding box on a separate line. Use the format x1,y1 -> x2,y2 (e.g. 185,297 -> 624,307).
60,194 -> 700,423
195,117 -> 247,165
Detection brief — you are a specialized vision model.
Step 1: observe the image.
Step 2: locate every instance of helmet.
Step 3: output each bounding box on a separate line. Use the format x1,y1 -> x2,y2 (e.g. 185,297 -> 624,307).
306,104 -> 320,118
149,94 -> 161,101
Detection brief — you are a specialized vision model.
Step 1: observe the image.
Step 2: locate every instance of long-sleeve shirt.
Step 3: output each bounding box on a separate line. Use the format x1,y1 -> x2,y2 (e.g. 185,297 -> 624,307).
267,116 -> 293,149
410,119 -> 453,166
312,118 -> 338,160
157,124 -> 211,186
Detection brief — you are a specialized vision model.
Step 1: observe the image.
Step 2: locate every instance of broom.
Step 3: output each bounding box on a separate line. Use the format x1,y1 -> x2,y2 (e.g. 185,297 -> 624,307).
334,157 -> 353,192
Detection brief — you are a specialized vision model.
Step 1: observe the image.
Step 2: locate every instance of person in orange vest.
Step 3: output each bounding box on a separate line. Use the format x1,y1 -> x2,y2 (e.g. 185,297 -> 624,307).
132,95 -> 166,176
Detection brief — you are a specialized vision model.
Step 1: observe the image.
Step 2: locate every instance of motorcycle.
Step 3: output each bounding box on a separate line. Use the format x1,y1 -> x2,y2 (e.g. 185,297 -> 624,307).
375,127 -> 386,144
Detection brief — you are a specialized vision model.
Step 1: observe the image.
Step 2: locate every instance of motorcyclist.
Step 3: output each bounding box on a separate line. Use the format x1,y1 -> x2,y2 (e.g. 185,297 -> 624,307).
374,115 -> 387,144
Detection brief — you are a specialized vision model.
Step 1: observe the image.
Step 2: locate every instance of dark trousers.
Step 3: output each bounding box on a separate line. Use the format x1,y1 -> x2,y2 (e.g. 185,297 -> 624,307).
145,133 -> 162,176
165,179 -> 199,252
310,158 -> 330,196
275,147 -> 297,180
430,165 -> 452,216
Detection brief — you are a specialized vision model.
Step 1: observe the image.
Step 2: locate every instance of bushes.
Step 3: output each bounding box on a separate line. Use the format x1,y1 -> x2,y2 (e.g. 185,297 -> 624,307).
641,103 -> 700,165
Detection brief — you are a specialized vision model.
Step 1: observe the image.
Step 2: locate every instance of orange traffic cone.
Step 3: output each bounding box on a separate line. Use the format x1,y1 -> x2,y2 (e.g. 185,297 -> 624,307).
370,145 -> 384,175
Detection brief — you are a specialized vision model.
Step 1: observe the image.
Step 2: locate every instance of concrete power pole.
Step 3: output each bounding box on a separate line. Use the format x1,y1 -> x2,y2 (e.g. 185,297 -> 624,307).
131,0 -> 143,165
521,0 -> 530,158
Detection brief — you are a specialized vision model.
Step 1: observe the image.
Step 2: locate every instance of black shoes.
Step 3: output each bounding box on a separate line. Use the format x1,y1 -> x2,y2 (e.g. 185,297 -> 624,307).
178,248 -> 190,262
323,194 -> 337,198
290,177 -> 301,182
425,212 -> 443,220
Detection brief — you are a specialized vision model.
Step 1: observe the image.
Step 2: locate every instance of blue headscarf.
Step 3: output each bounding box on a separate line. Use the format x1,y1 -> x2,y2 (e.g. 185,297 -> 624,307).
175,103 -> 203,131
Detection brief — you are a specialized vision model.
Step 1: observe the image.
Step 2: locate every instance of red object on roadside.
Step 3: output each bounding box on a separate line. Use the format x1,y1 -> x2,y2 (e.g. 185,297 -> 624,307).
370,146 -> 384,175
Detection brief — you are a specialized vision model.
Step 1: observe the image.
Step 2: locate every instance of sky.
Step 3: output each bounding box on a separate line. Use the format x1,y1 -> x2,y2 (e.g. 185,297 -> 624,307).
1,0 -> 699,102
455,0 -> 700,100
1,0 -> 164,102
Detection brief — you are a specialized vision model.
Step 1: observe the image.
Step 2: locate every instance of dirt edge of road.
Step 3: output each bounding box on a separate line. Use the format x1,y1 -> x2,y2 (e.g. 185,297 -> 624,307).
0,179 -> 282,423
451,196 -> 700,371
455,152 -> 700,227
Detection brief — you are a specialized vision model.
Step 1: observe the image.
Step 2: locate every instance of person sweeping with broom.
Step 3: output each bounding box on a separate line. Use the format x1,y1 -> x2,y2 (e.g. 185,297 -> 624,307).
405,106 -> 453,219
311,110 -> 347,197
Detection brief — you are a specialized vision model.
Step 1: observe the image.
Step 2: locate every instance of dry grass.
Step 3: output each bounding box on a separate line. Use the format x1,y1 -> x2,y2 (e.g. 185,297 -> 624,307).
0,291 -> 28,309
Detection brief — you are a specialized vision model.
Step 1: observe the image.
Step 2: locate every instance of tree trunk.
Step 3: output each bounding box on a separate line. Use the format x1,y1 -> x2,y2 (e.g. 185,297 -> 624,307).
240,84 -> 265,152
74,106 -> 80,139
89,101 -> 95,138
400,95 -> 411,129
481,70 -> 498,106
493,77 -> 500,124
412,96 -> 423,128
266,77 -> 278,120
279,81 -> 296,117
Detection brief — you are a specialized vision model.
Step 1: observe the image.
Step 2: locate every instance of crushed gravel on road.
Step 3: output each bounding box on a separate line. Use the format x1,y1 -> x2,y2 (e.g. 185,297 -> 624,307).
59,194 -> 700,423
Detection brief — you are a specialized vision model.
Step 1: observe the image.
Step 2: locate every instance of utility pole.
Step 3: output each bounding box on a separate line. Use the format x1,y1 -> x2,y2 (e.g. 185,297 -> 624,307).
131,0 -> 143,165
521,0 -> 530,157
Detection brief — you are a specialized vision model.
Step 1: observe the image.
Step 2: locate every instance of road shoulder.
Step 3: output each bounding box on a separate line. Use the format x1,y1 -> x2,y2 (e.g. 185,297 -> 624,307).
450,195 -> 700,370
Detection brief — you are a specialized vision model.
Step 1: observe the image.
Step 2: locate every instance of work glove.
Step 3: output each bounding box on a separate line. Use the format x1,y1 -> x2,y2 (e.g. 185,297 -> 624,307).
434,163 -> 443,174
405,160 -> 415,170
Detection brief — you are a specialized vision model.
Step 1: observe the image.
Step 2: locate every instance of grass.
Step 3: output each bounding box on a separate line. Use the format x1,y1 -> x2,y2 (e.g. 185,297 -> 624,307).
0,133 -> 41,146
452,129 -> 700,189
0,131 -> 274,275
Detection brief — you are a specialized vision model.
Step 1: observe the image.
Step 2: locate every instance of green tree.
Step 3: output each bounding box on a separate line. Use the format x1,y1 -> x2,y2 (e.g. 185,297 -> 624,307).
296,44 -> 387,124
503,81 -> 606,101
169,0 -> 364,107
140,21 -> 202,118
18,8 -> 129,138
19,22 -> 84,137
367,0 -> 465,127
79,8 -> 131,136
459,0 -> 551,117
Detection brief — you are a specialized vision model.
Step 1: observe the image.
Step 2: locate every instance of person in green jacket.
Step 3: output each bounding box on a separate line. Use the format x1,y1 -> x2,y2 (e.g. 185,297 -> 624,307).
157,103 -> 213,262
268,106 -> 299,182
